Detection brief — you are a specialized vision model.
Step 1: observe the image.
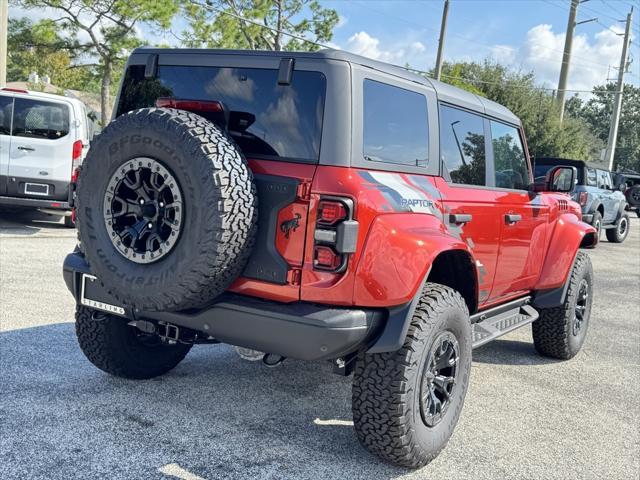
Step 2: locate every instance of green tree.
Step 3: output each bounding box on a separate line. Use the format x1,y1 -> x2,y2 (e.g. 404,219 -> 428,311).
566,83 -> 640,171
183,0 -> 339,51
436,61 -> 602,161
7,17 -> 93,90
15,0 -> 180,125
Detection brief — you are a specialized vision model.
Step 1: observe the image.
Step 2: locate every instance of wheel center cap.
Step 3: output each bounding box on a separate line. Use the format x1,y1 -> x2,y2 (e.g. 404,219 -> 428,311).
142,203 -> 157,219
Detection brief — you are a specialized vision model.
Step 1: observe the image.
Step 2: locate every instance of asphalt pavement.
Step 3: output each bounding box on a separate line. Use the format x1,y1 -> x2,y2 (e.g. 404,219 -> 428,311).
1,209 -> 638,480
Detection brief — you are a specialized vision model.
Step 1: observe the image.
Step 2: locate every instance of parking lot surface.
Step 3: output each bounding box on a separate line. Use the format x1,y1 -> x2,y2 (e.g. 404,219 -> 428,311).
1,210 -> 639,480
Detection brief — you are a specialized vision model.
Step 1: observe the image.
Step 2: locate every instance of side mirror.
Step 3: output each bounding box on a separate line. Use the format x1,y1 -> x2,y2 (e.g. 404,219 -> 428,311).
538,165 -> 577,193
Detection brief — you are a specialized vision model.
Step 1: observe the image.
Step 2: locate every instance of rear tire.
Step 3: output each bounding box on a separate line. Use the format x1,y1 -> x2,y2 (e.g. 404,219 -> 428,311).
606,213 -> 629,243
352,283 -> 472,468
532,252 -> 593,360
75,306 -> 192,379
64,214 -> 75,228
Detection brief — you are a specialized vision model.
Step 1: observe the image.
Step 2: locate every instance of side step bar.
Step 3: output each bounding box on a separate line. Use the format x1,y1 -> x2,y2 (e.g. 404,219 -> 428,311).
471,297 -> 539,349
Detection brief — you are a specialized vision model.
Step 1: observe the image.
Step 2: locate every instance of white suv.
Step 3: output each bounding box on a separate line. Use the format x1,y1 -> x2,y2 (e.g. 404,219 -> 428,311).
0,88 -> 92,227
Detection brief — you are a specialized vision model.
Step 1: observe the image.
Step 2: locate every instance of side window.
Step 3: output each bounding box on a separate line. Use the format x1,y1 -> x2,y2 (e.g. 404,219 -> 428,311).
12,98 -> 70,140
363,79 -> 429,167
490,121 -> 529,190
0,96 -> 12,135
586,168 -> 597,186
439,105 -> 486,185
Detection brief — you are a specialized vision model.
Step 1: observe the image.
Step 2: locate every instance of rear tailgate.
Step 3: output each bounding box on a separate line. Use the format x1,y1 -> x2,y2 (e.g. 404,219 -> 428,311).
229,159 -> 316,302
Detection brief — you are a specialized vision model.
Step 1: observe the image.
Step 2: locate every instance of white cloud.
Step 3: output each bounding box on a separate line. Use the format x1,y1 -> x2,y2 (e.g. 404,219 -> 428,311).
517,23 -> 628,92
336,15 -> 348,29
489,44 -> 517,64
343,31 -> 428,66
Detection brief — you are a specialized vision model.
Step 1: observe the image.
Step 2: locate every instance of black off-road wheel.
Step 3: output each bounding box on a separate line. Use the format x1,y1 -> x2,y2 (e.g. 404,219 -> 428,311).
76,108 -> 257,311
352,283 -> 472,468
532,252 -> 593,360
75,306 -> 191,379
605,212 -> 629,243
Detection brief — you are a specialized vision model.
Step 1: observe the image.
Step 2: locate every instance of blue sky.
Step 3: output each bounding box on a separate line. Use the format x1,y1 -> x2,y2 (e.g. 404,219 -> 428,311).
10,0 -> 640,93
321,0 -> 639,92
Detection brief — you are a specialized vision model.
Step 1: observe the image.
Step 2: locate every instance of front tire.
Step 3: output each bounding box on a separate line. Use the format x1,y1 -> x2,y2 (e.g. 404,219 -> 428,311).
352,283 -> 472,468
605,212 -> 629,243
75,306 -> 191,379
532,252 -> 593,360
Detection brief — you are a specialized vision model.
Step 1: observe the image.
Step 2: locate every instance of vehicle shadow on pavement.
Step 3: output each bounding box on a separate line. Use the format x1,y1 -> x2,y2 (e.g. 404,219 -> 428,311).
0,209 -> 67,235
472,338 -> 561,366
1,323 -> 411,480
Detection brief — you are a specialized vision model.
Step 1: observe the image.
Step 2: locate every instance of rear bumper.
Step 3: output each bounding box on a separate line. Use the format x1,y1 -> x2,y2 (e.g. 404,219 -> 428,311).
0,195 -> 70,211
63,252 -> 385,361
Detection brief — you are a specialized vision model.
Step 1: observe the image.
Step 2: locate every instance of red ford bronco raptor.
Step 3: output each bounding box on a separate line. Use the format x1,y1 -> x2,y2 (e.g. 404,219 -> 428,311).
63,48 -> 598,468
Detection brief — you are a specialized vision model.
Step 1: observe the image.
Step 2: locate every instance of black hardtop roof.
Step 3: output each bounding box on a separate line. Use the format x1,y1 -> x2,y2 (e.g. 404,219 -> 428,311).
132,47 -> 521,126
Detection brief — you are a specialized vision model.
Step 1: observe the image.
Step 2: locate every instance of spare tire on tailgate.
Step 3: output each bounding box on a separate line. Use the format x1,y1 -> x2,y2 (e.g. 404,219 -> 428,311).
76,108 -> 257,311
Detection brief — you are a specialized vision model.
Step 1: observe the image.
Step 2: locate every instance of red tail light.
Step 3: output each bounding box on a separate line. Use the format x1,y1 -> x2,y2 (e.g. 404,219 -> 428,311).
1,87 -> 28,93
312,197 -> 358,272
578,191 -> 588,206
314,246 -> 342,270
72,140 -> 82,161
156,97 -> 224,113
318,200 -> 348,225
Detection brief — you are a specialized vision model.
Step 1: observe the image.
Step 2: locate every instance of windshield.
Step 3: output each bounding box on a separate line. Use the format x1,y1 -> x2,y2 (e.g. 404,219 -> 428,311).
117,64 -> 326,163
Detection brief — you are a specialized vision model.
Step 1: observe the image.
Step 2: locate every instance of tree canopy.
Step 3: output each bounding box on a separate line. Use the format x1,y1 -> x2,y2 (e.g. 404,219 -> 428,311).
15,0 -> 180,124
182,0 -> 339,51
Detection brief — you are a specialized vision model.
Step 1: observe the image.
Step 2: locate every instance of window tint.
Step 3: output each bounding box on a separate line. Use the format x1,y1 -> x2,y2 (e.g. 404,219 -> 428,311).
117,65 -> 326,162
0,96 -> 13,135
439,105 -> 486,185
12,98 -> 69,139
491,121 -> 529,190
363,80 -> 429,167
586,168 -> 597,186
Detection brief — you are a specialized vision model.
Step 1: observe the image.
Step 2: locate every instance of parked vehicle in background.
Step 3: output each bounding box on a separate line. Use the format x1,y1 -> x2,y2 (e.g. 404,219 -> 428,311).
614,169 -> 640,218
0,88 -> 91,227
64,48 -> 597,468
535,157 -> 630,243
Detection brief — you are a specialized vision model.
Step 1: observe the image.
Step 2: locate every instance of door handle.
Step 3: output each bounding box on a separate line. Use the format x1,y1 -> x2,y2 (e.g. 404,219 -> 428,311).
449,213 -> 473,224
505,214 -> 522,224
18,146 -> 35,151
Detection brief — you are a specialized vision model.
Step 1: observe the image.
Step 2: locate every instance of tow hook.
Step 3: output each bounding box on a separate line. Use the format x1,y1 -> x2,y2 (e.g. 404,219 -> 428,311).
262,353 -> 286,367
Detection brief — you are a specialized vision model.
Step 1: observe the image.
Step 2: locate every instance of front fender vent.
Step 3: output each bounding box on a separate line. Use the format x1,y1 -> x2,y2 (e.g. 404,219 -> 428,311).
558,199 -> 569,211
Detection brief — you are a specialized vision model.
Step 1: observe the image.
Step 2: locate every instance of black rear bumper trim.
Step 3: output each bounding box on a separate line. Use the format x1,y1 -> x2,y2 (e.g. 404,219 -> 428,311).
63,252 -> 385,361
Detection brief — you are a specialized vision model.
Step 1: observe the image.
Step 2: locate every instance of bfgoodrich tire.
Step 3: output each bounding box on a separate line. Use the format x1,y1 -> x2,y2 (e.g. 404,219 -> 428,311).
605,212 -> 629,243
532,252 -> 593,360
75,306 -> 191,379
76,108 -> 257,311
352,283 -> 472,468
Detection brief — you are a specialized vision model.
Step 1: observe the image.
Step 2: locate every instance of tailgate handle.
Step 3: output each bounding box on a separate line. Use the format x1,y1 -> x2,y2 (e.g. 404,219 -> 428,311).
505,214 -> 522,224
449,213 -> 472,224
18,146 -> 35,151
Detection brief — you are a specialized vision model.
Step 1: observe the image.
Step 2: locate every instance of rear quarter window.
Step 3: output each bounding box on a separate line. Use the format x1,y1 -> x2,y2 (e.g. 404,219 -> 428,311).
0,96 -> 12,135
362,79 -> 429,167
117,64 -> 326,163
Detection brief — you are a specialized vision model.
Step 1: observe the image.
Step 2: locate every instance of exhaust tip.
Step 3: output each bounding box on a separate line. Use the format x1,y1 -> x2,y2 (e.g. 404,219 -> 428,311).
263,353 -> 286,367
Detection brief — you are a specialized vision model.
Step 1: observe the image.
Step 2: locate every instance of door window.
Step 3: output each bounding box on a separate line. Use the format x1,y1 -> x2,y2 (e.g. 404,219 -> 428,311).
0,96 -> 12,135
12,98 -> 70,140
490,121 -> 529,190
363,79 -> 429,167
439,105 -> 486,185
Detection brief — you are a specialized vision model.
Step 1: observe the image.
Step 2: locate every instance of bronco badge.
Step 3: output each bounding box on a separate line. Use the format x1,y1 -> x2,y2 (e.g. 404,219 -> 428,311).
280,213 -> 302,239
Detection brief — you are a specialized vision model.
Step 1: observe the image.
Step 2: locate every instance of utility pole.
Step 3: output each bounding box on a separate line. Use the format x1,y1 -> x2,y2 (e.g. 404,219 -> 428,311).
604,7 -> 633,171
557,0 -> 579,123
434,0 -> 450,81
0,0 -> 8,87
